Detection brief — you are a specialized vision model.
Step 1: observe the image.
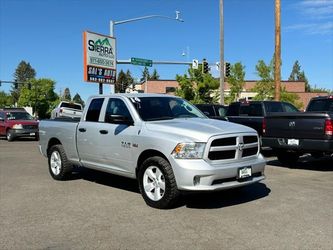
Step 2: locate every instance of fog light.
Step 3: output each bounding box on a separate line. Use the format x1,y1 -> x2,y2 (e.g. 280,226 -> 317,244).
193,176 -> 200,186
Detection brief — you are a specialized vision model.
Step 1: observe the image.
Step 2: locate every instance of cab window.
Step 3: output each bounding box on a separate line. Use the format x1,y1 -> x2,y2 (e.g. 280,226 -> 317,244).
105,98 -> 132,123
86,98 -> 104,122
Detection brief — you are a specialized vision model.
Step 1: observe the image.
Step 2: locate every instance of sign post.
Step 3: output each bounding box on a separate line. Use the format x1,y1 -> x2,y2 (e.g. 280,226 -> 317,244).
83,31 -> 117,94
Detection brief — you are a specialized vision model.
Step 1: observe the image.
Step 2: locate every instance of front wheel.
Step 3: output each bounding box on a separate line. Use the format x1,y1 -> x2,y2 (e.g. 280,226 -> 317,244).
138,156 -> 179,209
6,130 -> 14,141
48,144 -> 73,180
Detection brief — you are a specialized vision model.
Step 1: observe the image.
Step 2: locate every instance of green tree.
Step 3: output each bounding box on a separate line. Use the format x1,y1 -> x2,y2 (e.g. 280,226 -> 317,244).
150,69 -> 160,80
18,78 -> 58,118
175,65 -> 219,103
252,59 -> 274,100
288,60 -> 301,81
125,70 -> 134,85
62,88 -> 71,101
116,70 -> 134,93
280,87 -> 303,109
116,70 -> 126,93
73,93 -> 85,107
226,62 -> 245,103
140,67 -> 150,82
0,91 -> 13,107
288,60 -> 310,92
11,60 -> 36,104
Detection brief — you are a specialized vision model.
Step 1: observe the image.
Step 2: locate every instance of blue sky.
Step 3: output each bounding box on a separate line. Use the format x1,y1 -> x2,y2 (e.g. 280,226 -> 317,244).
0,0 -> 332,101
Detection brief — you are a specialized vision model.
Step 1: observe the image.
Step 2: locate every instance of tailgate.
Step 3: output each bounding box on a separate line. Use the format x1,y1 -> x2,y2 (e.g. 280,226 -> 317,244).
264,112 -> 330,140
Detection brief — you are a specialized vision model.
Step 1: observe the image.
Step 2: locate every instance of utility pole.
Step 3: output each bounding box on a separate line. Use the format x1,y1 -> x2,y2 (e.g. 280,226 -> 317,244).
219,0 -> 225,105
274,0 -> 281,101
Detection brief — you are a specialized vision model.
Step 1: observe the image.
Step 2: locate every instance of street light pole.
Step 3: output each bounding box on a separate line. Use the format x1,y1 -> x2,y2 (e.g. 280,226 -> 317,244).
109,11 -> 184,94
219,0 -> 225,105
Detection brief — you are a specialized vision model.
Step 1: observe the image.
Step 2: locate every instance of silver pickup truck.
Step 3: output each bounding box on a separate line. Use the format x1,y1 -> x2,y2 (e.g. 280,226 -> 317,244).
39,94 -> 266,208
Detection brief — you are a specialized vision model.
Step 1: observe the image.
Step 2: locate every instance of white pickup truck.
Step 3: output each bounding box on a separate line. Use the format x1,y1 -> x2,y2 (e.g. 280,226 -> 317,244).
50,101 -> 83,119
39,94 -> 266,208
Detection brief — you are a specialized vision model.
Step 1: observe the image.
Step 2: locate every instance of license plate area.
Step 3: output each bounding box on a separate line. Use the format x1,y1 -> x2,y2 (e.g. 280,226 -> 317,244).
238,166 -> 252,179
287,139 -> 299,146
30,133 -> 35,136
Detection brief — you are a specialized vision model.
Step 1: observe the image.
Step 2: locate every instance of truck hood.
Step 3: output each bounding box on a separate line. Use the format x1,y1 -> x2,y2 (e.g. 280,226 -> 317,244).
6,120 -> 39,126
145,118 -> 256,142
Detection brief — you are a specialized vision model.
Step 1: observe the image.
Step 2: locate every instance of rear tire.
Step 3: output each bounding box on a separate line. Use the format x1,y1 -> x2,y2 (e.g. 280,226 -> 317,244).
48,144 -> 73,180
138,156 -> 179,209
277,151 -> 299,166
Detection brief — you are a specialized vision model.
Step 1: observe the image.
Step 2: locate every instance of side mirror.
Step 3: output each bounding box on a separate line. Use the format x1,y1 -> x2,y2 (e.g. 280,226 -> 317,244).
107,115 -> 134,126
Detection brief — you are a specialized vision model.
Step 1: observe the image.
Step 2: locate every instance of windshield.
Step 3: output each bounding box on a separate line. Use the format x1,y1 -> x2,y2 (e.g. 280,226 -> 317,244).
6,112 -> 34,120
129,96 -> 206,121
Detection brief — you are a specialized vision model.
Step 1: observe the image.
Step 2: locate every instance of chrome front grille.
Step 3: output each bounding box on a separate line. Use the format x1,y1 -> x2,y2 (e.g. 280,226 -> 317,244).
207,134 -> 259,161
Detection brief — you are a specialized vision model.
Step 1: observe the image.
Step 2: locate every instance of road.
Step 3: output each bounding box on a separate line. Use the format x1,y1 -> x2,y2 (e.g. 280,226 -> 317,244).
0,139 -> 332,249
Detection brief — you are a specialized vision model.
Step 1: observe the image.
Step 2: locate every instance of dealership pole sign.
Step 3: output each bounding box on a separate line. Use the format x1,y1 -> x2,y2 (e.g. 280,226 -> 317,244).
83,31 -> 116,84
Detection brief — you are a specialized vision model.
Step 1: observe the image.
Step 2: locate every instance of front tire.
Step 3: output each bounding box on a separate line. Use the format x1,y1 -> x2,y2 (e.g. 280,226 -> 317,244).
48,144 -> 73,180
6,130 -> 14,141
138,156 -> 179,209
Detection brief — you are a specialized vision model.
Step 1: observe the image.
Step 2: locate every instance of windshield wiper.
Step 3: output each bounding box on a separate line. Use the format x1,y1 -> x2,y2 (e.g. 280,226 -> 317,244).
145,116 -> 175,121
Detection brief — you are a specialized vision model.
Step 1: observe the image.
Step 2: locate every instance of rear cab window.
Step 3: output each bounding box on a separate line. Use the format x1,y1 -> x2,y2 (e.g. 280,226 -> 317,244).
226,103 -> 240,116
282,102 -> 299,112
196,105 -> 215,116
85,98 -> 104,122
264,102 -> 284,113
60,102 -> 82,110
307,99 -> 333,112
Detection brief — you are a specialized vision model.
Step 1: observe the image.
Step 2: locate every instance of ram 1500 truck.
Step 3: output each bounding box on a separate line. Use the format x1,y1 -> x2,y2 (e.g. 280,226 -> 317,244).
39,94 -> 266,209
226,101 -> 299,138
262,96 -> 333,165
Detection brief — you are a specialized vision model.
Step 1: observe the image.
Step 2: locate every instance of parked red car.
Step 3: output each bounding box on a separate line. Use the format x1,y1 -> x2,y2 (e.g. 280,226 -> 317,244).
0,108 -> 39,141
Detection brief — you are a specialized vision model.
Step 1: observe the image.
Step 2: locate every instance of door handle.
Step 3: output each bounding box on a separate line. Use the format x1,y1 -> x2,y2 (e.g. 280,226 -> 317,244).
99,130 -> 108,134
78,128 -> 86,132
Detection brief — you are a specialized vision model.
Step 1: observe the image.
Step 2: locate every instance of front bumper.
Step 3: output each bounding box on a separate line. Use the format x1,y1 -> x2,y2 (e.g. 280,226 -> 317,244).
10,129 -> 38,138
169,154 -> 266,191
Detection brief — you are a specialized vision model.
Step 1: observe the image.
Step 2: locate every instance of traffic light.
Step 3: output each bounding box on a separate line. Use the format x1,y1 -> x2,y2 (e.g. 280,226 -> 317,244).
225,62 -> 231,77
203,59 -> 209,74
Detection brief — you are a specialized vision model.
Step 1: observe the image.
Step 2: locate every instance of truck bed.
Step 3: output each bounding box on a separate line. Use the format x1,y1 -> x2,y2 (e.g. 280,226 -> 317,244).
39,119 -> 80,162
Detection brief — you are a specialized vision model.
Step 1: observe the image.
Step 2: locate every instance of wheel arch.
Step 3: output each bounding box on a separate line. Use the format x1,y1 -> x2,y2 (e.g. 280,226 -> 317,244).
47,138 -> 62,156
136,149 -> 169,177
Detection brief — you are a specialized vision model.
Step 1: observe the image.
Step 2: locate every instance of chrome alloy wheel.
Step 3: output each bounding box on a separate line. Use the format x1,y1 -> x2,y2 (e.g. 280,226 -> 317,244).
143,166 -> 166,201
50,151 -> 62,176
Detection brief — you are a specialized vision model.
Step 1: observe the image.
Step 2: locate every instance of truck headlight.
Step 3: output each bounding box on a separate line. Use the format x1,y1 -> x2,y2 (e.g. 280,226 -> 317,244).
171,143 -> 206,159
12,124 -> 23,129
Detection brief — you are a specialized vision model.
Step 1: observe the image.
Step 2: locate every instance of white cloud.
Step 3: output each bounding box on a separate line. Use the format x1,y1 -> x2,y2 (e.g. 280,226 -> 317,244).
298,0 -> 333,19
285,21 -> 333,35
285,0 -> 333,35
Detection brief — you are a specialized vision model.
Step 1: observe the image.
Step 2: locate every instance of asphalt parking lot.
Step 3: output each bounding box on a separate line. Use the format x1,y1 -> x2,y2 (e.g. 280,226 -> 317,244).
0,139 -> 332,250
